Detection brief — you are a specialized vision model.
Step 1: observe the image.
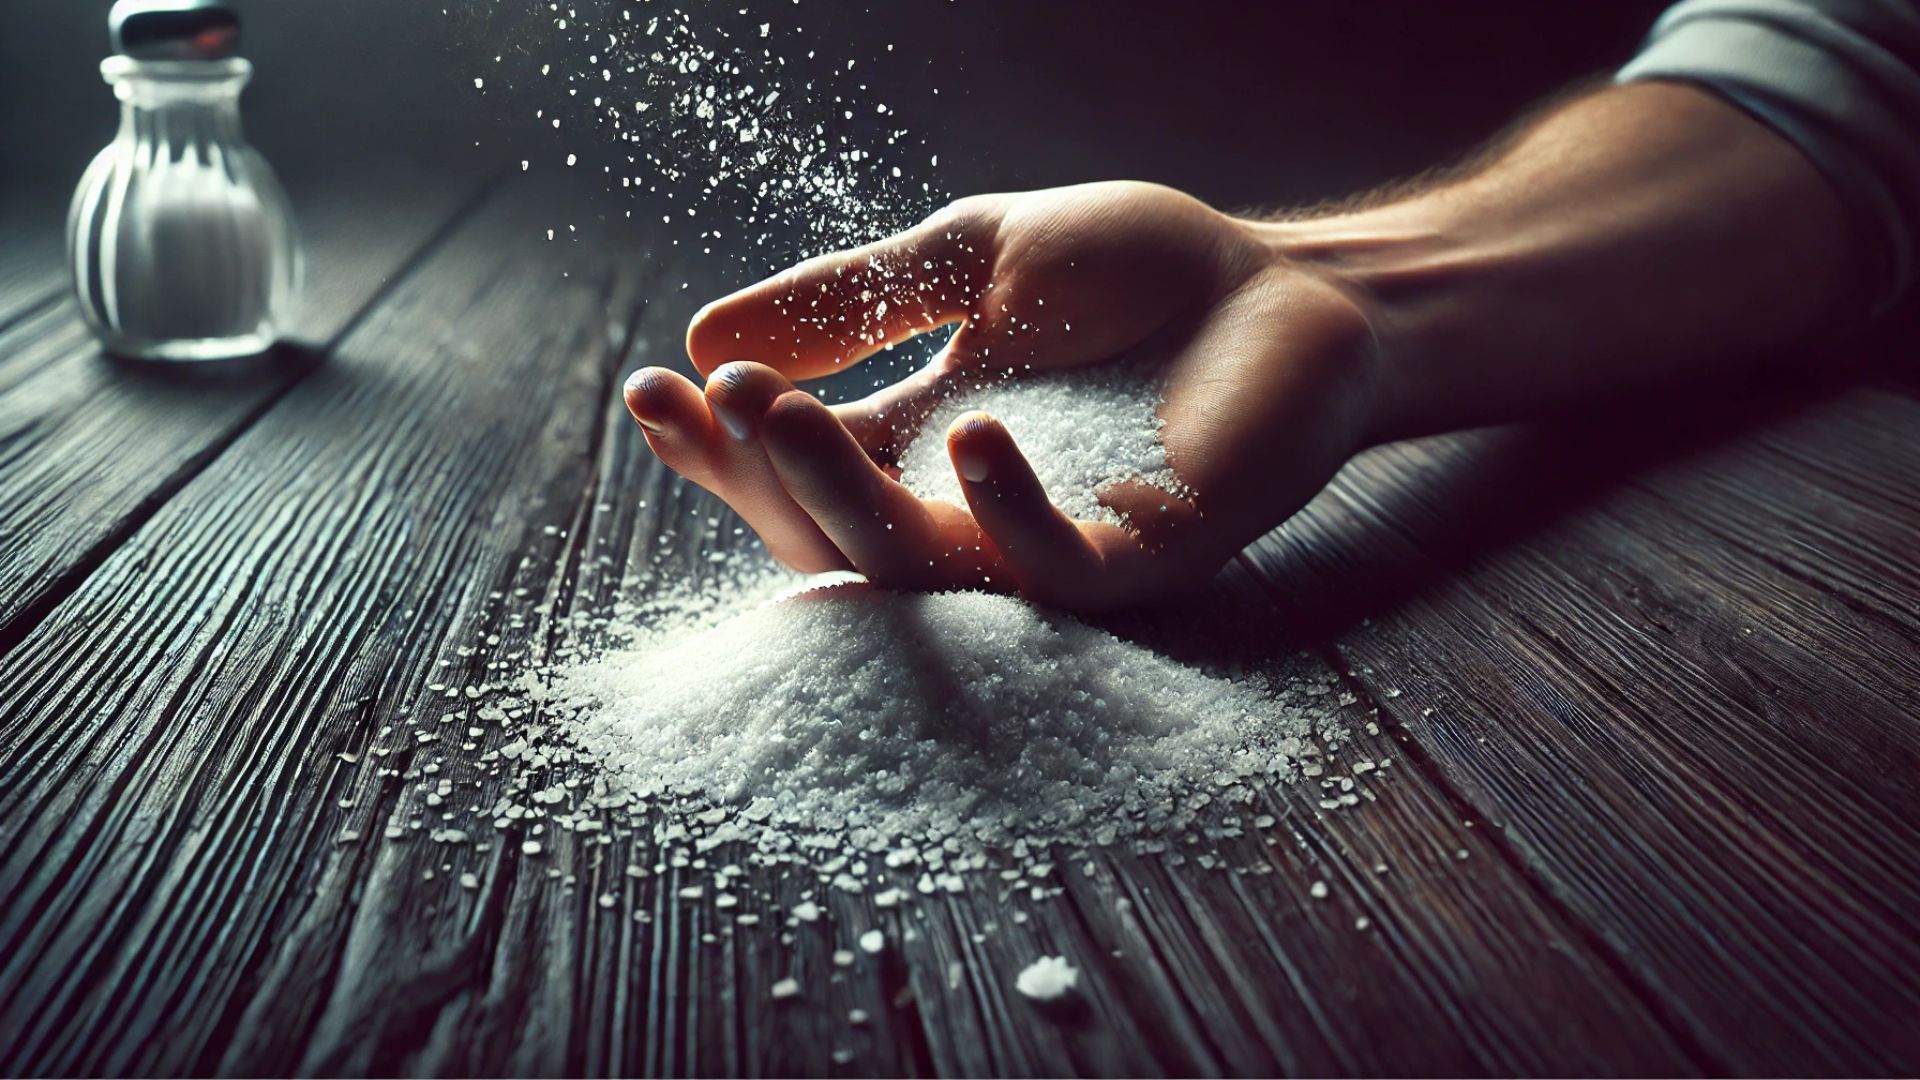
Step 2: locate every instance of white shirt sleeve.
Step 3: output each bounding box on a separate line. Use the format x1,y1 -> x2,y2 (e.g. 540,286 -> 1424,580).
1618,0 -> 1920,313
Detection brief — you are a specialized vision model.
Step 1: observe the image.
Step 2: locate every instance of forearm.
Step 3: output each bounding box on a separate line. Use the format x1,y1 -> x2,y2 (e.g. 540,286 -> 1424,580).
1259,81 -> 1859,444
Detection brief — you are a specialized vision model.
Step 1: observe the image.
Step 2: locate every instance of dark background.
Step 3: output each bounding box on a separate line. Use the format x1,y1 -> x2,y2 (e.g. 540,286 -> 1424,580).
2,1 -> 1670,251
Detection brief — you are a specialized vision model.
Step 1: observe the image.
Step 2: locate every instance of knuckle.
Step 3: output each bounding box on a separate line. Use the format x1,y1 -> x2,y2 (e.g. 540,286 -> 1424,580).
929,194 -> 992,231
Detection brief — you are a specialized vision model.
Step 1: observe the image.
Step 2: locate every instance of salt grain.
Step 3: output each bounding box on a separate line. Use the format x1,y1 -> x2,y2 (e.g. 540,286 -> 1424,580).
1014,955 -> 1079,1002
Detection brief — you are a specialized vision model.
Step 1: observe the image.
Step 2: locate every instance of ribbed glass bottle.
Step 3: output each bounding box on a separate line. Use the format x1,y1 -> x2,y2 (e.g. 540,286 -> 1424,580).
69,56 -> 301,361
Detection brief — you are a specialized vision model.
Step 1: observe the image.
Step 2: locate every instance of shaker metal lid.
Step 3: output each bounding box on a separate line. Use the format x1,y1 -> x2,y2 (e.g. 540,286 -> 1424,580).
110,0 -> 241,61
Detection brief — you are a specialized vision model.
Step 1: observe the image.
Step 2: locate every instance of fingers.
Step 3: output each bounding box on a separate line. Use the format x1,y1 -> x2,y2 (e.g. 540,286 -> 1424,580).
945,412 -> 1106,596
948,411 -> 1202,612
624,365 -> 850,573
686,202 -> 995,381
829,342 -> 960,467
759,389 -> 989,586
624,367 -> 721,481
704,359 -> 797,442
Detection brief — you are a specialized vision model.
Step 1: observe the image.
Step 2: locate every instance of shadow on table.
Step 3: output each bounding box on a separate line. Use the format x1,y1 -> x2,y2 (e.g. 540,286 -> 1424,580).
1244,376 -> 1906,649
102,339 -> 330,386
1113,300 -> 1918,663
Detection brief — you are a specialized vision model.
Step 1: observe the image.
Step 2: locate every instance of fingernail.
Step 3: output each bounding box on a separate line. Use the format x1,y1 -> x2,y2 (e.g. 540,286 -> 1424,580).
624,369 -> 659,396
711,400 -> 752,441
952,413 -> 994,482
954,444 -> 990,483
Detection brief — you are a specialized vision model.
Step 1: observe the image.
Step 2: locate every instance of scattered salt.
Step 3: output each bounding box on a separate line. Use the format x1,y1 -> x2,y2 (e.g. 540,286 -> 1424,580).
398,10 -> 1381,1041
536,581 -> 1320,864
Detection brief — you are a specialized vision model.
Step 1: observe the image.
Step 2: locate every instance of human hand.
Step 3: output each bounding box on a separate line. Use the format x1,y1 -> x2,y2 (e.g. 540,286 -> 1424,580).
623,181 -> 1381,611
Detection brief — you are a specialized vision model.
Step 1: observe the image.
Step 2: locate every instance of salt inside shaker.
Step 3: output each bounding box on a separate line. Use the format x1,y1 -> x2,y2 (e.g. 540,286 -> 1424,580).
69,0 -> 302,361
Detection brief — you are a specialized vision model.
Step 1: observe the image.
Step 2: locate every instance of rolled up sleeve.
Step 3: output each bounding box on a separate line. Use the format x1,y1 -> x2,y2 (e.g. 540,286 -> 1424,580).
1618,0 -> 1920,313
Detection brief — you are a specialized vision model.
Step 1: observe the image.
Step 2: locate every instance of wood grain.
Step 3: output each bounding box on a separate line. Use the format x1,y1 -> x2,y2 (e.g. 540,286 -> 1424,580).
0,193 -> 1698,1075
0,189 -> 66,327
0,172 -> 492,648
0,184 -> 643,1076
1241,394 -> 1920,1074
268,448 -> 1690,1076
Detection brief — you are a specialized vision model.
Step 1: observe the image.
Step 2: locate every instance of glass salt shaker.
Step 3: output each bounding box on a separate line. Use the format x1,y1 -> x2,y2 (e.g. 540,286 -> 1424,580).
70,0 -> 302,362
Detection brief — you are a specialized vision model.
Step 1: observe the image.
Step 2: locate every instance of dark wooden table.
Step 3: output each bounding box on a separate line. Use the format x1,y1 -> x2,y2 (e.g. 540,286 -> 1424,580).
1,172 -> 1917,1078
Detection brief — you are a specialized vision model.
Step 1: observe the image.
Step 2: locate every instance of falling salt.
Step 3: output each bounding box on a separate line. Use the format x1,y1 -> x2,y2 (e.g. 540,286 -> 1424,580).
391,5 -> 1392,1039
489,5 -> 945,280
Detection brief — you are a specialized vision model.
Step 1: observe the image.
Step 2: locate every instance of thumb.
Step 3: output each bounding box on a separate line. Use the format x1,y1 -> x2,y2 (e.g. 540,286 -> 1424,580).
685,200 -> 996,381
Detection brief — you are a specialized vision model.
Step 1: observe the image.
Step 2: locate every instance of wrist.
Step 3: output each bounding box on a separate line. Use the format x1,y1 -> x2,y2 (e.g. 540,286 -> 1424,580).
1247,198 -> 1478,446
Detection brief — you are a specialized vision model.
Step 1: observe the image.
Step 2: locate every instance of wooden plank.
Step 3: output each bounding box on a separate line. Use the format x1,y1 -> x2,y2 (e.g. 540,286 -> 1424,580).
513,342 -> 1705,1074
1241,394 -> 1920,1074
0,170 -> 493,647
278,450 -> 1693,1076
0,210 -> 1699,1075
0,181 -> 647,1077
1608,393 -> 1920,722
0,193 -> 64,332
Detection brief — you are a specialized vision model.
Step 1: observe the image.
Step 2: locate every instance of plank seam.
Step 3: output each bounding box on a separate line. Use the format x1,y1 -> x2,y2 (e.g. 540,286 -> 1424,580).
1618,470 -> 1920,672
549,266 -> 661,1076
0,289 -> 63,341
1620,463 -> 1920,645
1324,649 -> 1730,1075
0,172 -> 509,667
1232,549 -> 1732,1076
